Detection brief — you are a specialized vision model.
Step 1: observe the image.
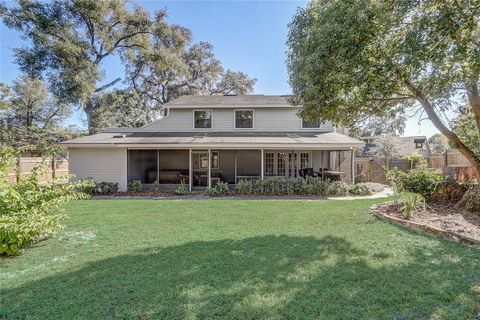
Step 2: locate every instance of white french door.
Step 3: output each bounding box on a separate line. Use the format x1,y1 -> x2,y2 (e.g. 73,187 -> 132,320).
264,151 -> 311,178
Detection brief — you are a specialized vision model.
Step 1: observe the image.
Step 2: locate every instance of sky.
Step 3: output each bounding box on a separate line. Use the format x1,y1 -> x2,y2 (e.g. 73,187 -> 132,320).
0,0 -> 439,137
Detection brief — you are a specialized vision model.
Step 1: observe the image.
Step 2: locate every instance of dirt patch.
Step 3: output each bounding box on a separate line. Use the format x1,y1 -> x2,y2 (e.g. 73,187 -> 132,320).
373,201 -> 480,245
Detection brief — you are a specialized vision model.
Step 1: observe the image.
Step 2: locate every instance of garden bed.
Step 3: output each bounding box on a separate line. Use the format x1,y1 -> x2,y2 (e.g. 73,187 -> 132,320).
372,201 -> 480,246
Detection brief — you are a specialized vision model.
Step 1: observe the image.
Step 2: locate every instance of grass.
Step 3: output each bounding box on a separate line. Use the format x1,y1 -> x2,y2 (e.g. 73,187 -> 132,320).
1,199 -> 480,319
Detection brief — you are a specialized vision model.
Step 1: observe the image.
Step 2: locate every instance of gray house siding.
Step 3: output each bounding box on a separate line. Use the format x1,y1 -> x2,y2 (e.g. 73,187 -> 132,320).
69,147 -> 128,191
141,107 -> 334,132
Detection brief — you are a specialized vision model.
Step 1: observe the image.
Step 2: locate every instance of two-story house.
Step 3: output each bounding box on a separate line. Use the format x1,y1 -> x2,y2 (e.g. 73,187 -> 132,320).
63,95 -> 364,191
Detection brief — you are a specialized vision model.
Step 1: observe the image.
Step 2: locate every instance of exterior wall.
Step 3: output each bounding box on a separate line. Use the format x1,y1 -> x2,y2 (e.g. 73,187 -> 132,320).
69,147 -> 128,191
142,107 -> 334,132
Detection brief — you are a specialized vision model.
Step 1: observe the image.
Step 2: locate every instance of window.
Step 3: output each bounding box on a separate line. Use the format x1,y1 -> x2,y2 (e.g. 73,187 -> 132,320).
415,143 -> 423,149
302,118 -> 321,128
199,153 -> 208,168
265,152 -> 274,176
300,152 -> 310,169
277,152 -> 286,176
194,110 -> 212,128
199,152 -> 219,169
235,110 -> 254,128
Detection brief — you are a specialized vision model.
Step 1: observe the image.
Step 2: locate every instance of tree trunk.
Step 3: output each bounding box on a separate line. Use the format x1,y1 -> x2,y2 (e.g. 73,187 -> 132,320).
402,79 -> 480,178
84,99 -> 95,134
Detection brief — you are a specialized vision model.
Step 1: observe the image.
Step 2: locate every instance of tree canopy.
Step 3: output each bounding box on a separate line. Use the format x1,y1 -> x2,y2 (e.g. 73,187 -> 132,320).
287,0 -> 480,175
1,0 -> 256,133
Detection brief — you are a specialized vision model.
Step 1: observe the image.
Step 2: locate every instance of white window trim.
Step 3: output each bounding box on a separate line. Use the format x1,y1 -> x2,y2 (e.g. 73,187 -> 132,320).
193,109 -> 213,129
300,117 -> 321,129
234,109 -> 254,129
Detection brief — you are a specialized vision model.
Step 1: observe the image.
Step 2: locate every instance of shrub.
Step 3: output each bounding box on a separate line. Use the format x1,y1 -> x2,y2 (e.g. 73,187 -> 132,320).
153,180 -> 161,192
128,180 -> 143,192
457,185 -> 480,213
399,192 -> 426,219
0,147 -> 94,256
387,167 -> 444,199
363,182 -> 385,193
175,181 -> 189,195
326,181 -> 350,196
236,179 -> 253,194
94,181 -> 118,194
205,181 -> 229,197
349,183 -> 372,196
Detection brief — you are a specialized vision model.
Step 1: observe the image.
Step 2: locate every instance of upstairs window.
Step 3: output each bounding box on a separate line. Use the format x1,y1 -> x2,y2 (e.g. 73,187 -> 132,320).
301,118 -> 321,128
235,109 -> 254,128
194,110 -> 212,128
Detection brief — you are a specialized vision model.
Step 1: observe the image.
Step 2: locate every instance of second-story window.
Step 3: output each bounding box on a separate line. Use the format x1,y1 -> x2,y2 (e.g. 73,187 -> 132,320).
235,110 -> 254,128
302,118 -> 321,128
194,110 -> 212,128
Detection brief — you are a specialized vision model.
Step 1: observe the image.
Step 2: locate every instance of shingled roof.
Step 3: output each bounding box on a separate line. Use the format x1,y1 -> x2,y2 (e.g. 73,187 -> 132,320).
164,95 -> 292,108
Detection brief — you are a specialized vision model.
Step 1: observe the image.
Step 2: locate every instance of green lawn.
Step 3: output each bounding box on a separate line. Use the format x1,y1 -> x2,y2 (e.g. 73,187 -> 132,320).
1,199 -> 479,319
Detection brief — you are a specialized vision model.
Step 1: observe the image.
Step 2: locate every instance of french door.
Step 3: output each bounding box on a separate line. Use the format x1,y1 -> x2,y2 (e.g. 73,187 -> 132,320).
264,151 -> 311,178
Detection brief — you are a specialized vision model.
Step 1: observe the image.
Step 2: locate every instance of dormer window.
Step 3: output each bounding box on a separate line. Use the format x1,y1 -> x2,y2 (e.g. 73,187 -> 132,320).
235,109 -> 254,129
302,118 -> 321,128
194,110 -> 212,128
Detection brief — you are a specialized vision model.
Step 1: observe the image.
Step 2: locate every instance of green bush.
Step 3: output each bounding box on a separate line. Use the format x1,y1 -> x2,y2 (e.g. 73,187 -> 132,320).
235,177 -> 352,197
94,181 -> 118,194
0,147 -> 94,256
205,181 -> 229,197
457,185 -> 480,213
387,167 -> 444,199
349,183 -> 372,196
363,182 -> 385,193
326,181 -> 350,196
128,180 -> 143,192
175,182 -> 189,195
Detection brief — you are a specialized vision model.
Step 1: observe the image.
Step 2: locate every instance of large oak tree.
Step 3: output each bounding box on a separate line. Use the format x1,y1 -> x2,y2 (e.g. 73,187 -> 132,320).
287,0 -> 480,176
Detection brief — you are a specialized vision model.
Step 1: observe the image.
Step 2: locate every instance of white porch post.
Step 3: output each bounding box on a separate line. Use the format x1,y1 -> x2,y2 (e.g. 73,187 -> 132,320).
351,149 -> 355,184
208,149 -> 211,188
234,151 -> 237,184
188,149 -> 192,192
261,149 -> 264,180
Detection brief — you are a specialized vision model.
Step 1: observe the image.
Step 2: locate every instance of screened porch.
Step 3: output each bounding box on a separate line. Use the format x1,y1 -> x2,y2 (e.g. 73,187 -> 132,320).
127,149 -> 355,191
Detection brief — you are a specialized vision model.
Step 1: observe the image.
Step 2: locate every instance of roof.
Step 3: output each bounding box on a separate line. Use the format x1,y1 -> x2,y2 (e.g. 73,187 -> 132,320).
164,95 -> 292,108
359,135 -> 430,156
62,131 -> 365,150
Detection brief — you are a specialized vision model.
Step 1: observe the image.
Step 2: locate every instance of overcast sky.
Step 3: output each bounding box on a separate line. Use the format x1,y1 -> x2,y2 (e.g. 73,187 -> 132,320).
0,0 -> 439,137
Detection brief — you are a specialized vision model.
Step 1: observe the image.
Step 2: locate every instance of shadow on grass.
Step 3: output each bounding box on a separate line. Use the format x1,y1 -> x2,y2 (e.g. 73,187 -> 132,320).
1,235 -> 478,319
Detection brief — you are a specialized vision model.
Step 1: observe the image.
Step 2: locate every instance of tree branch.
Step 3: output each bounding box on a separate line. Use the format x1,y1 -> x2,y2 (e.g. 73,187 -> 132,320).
403,78 -> 480,174
465,75 -> 480,132
94,78 -> 121,93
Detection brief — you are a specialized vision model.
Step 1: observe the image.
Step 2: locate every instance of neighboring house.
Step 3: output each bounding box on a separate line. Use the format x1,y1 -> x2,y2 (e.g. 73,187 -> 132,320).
62,95 -> 364,191
359,135 -> 431,157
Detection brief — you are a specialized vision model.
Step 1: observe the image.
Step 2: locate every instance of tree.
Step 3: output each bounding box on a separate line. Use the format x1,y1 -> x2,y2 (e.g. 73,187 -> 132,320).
452,106 -> 480,157
428,133 -> 450,155
287,0 -> 480,176
128,40 -> 256,106
88,89 -> 153,133
0,75 -> 69,128
1,0 -> 161,128
350,114 -> 407,137
370,133 -> 401,169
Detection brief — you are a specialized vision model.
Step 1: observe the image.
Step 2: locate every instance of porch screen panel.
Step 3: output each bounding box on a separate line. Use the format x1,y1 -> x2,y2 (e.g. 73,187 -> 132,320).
128,150 -> 158,183
236,150 -> 261,177
158,150 -> 189,184
265,152 -> 274,176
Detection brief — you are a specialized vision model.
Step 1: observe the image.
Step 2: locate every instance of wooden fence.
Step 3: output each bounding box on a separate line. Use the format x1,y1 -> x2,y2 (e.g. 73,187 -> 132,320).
6,157 -> 69,184
356,149 -> 477,184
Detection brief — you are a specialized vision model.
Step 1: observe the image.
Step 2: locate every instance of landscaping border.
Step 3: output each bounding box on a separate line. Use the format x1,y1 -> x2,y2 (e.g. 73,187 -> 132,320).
370,202 -> 480,247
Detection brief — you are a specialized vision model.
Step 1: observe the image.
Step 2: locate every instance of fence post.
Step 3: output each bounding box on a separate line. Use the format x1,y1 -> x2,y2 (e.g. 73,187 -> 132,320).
51,157 -> 56,180
15,156 -> 21,183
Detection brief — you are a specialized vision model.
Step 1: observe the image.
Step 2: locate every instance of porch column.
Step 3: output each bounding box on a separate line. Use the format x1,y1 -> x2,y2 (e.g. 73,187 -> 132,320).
188,149 -> 192,192
351,149 -> 355,184
234,151 -> 237,184
208,149 -> 211,188
261,149 -> 264,180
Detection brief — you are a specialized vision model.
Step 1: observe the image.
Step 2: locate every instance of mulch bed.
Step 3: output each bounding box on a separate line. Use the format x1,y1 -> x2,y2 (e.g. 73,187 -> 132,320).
372,201 -> 480,246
